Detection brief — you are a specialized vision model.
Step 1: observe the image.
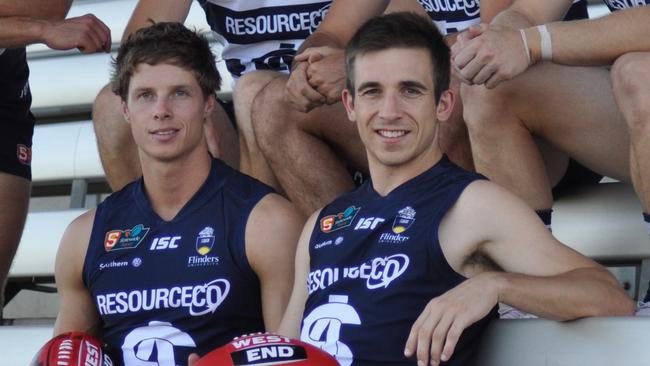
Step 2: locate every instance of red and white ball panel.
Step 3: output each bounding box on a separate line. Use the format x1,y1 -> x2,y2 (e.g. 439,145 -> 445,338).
30,332 -> 114,366
197,333 -> 339,366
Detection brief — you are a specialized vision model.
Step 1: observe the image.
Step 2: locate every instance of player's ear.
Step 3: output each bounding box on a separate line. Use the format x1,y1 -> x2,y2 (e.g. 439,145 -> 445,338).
435,89 -> 454,122
204,94 -> 215,119
342,88 -> 356,122
121,99 -> 131,124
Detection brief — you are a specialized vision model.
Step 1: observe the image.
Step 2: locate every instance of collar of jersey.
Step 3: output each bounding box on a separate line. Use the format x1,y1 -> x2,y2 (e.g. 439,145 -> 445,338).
132,158 -> 227,224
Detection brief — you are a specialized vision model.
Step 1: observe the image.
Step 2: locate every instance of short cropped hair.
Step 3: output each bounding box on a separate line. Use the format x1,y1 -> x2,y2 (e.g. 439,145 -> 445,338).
345,12 -> 450,104
111,22 -> 220,101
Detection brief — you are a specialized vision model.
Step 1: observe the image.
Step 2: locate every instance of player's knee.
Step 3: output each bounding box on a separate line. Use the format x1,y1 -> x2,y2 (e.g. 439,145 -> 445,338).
459,83 -> 504,133
250,79 -> 288,151
612,52 -> 650,131
233,71 -> 274,105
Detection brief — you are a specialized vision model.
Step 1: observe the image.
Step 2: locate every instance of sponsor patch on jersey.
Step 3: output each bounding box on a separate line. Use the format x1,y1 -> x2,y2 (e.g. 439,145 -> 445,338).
150,236 -> 181,251
104,224 -> 150,252
314,236 -> 344,250
392,206 -> 416,234
354,217 -> 385,231
132,257 -> 142,267
308,254 -> 410,293
320,206 -> 360,233
98,260 -> 129,271
95,278 -> 230,316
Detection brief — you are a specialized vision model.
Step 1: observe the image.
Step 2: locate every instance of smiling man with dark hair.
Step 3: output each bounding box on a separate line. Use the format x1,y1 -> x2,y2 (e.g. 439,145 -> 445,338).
278,12 -> 634,366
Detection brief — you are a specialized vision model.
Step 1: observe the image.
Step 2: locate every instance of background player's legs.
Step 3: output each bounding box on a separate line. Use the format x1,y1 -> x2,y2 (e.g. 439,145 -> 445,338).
93,84 -> 141,191
461,63 -> 630,212
204,96 -> 239,169
611,52 -> 650,214
252,75 -> 367,216
0,173 -> 30,311
438,74 -> 474,172
93,84 -> 239,191
234,70 -> 284,190
611,52 -> 650,308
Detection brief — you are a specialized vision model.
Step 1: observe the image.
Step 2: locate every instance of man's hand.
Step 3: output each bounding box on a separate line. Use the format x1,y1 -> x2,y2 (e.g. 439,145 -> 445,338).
42,14 -> 111,53
404,272 -> 500,365
296,46 -> 346,105
451,23 -> 531,89
284,60 -> 326,113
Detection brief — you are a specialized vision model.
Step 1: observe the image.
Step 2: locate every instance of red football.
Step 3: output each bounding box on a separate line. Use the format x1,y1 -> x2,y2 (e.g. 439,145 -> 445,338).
30,332 -> 114,366
197,333 -> 339,366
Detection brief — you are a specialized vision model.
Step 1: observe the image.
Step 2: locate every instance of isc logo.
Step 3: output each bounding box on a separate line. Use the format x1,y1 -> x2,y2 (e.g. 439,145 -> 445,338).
354,217 -> 385,230
150,236 -> 181,250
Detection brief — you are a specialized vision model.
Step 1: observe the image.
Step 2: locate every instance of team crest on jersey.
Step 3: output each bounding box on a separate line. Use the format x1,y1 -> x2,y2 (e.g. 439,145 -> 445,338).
320,206 -> 360,233
104,224 -> 150,252
196,227 -> 215,255
392,206 -> 416,234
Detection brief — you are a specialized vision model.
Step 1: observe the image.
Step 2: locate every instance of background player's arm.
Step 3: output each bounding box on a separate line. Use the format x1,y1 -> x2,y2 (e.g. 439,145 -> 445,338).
0,0 -> 110,51
490,0 -> 571,28
451,0 -> 571,87
277,211 -> 320,338
246,194 -> 305,332
405,180 -> 634,365
53,210 -> 103,337
288,0 -> 429,110
526,7 -> 650,66
122,0 -> 192,43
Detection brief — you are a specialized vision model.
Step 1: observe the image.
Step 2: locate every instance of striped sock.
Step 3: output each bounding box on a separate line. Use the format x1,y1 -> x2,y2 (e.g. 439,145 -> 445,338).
536,209 -> 553,232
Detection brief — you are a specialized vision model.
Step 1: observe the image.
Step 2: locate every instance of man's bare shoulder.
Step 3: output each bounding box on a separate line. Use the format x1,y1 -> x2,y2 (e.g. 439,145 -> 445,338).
56,209 -> 96,264
249,193 -> 305,227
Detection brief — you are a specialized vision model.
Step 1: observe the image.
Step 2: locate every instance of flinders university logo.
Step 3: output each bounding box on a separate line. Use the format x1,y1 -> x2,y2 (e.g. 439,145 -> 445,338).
392,206 -> 416,234
196,227 -> 215,255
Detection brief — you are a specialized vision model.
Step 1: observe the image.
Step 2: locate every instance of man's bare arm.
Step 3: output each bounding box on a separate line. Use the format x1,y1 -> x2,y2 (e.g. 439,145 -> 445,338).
405,180 -> 634,365
122,0 -> 192,42
451,0 -> 571,87
0,0 -> 72,20
0,0 -> 110,51
0,14 -> 111,51
490,0 -> 572,28
246,194 -> 305,332
277,211 -> 319,338
446,180 -> 633,318
526,7 -> 650,66
54,210 -> 103,336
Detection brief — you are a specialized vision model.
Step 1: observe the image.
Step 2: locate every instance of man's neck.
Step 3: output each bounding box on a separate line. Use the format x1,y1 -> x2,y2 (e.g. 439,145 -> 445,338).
370,148 -> 443,197
140,149 -> 213,221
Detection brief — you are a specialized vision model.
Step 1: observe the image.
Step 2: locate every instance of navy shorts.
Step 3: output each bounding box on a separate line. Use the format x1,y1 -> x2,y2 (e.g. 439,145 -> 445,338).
0,48 -> 34,180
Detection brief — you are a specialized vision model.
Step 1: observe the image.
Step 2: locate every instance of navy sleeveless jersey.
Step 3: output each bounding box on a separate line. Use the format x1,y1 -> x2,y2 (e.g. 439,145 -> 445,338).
83,159 -> 273,366
417,0 -> 588,35
196,0 -> 331,78
301,156 -> 497,365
